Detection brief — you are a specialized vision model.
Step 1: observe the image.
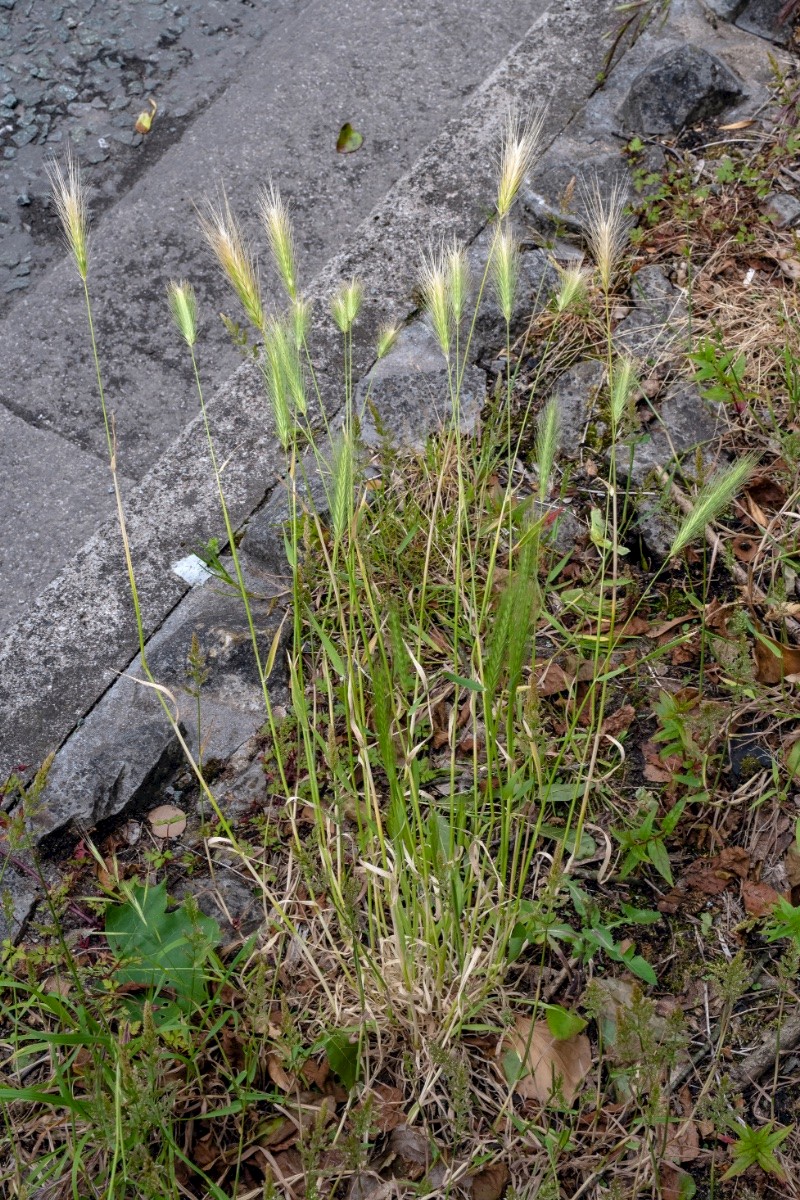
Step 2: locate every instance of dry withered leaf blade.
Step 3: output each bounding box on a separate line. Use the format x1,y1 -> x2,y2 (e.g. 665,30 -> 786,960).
665,1118 -> 701,1164
386,1125 -> 431,1180
267,1053 -> 297,1093
503,1016 -> 591,1104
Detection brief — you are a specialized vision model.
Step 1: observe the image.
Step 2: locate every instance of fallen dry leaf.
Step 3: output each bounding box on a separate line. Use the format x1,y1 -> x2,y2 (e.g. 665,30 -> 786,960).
784,843 -> 800,903
470,1162 -> 510,1200
659,847 -> 750,914
267,1053 -> 297,1093
386,1125 -> 431,1180
665,1118 -> 701,1164
753,634 -> 800,685
642,740 -> 682,784
649,613 -> 701,640
366,1082 -> 406,1133
601,704 -> 636,738
502,1016 -> 591,1104
534,660 -> 572,696
660,1164 -> 695,1200
146,804 -> 186,839
732,534 -> 760,563
741,879 -> 782,917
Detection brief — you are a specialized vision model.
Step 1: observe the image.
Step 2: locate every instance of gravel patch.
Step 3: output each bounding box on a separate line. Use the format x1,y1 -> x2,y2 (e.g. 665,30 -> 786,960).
0,0 -> 290,311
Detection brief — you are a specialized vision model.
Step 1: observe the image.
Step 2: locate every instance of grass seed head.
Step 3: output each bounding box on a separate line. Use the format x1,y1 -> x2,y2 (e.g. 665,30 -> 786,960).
496,107 -> 546,219
329,429 -> 355,544
47,148 -> 89,281
262,317 -> 305,448
609,356 -> 636,434
420,245 -> 452,358
167,280 -> 198,348
292,296 -> 310,348
376,322 -> 401,359
491,223 -> 519,325
331,277 -> 363,334
446,237 -> 470,326
199,193 -> 264,332
583,176 -> 631,294
536,397 -> 560,500
669,452 -> 760,558
260,182 -> 298,301
553,264 -> 589,314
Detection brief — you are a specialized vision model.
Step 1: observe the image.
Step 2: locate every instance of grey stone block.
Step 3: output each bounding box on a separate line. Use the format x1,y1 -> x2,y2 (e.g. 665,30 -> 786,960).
614,381 -> 724,489
762,190 -> 800,228
615,265 -> 688,365
356,320 -> 486,451
617,45 -> 745,134
32,568 -> 288,849
736,0 -> 792,45
703,0 -> 747,18
0,862 -> 39,943
612,383 -> 726,559
174,870 -> 262,938
243,448 -> 331,581
468,224 -> 559,357
549,359 -> 607,458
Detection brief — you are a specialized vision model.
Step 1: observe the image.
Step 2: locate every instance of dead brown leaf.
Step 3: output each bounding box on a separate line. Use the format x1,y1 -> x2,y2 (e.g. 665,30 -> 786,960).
146,804 -> 187,839
502,1016 -> 591,1104
753,634 -> 800,685
385,1126 -> 431,1180
617,616 -> 651,637
649,613 -> 700,640
534,660 -> 572,696
470,1162 -> 510,1200
267,1054 -> 297,1093
660,1165 -> 695,1200
658,847 -> 750,914
601,704 -> 636,737
366,1083 -> 406,1133
665,1118 -> 701,1164
642,740 -> 682,784
732,534 -> 760,563
741,879 -> 782,917
747,476 -> 786,511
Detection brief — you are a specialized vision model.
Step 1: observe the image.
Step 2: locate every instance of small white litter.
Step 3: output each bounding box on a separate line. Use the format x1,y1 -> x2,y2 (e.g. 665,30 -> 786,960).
171,554 -> 213,586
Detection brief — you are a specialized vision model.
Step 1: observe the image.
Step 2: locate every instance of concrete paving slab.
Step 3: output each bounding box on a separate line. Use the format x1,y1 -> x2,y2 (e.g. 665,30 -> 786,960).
0,0 -> 621,782
33,0 -> 558,482
0,0 -> 548,631
0,404 -> 133,627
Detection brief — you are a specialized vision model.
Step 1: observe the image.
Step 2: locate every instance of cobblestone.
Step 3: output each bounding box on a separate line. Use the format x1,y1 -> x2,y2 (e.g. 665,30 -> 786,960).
0,0 -> 285,313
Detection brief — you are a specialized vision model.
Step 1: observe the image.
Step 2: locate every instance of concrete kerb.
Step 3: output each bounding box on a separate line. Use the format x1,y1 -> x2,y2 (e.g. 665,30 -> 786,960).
0,0 -> 622,788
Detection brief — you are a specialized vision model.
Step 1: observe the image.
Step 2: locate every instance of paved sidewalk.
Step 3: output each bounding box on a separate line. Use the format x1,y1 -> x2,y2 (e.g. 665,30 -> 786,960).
0,0 -> 543,633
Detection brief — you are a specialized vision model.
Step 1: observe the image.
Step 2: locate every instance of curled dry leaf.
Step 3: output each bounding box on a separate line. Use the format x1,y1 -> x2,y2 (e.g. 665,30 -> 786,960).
534,660 -> 572,696
502,1016 -> 591,1104
732,534 -> 760,563
146,804 -> 186,839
